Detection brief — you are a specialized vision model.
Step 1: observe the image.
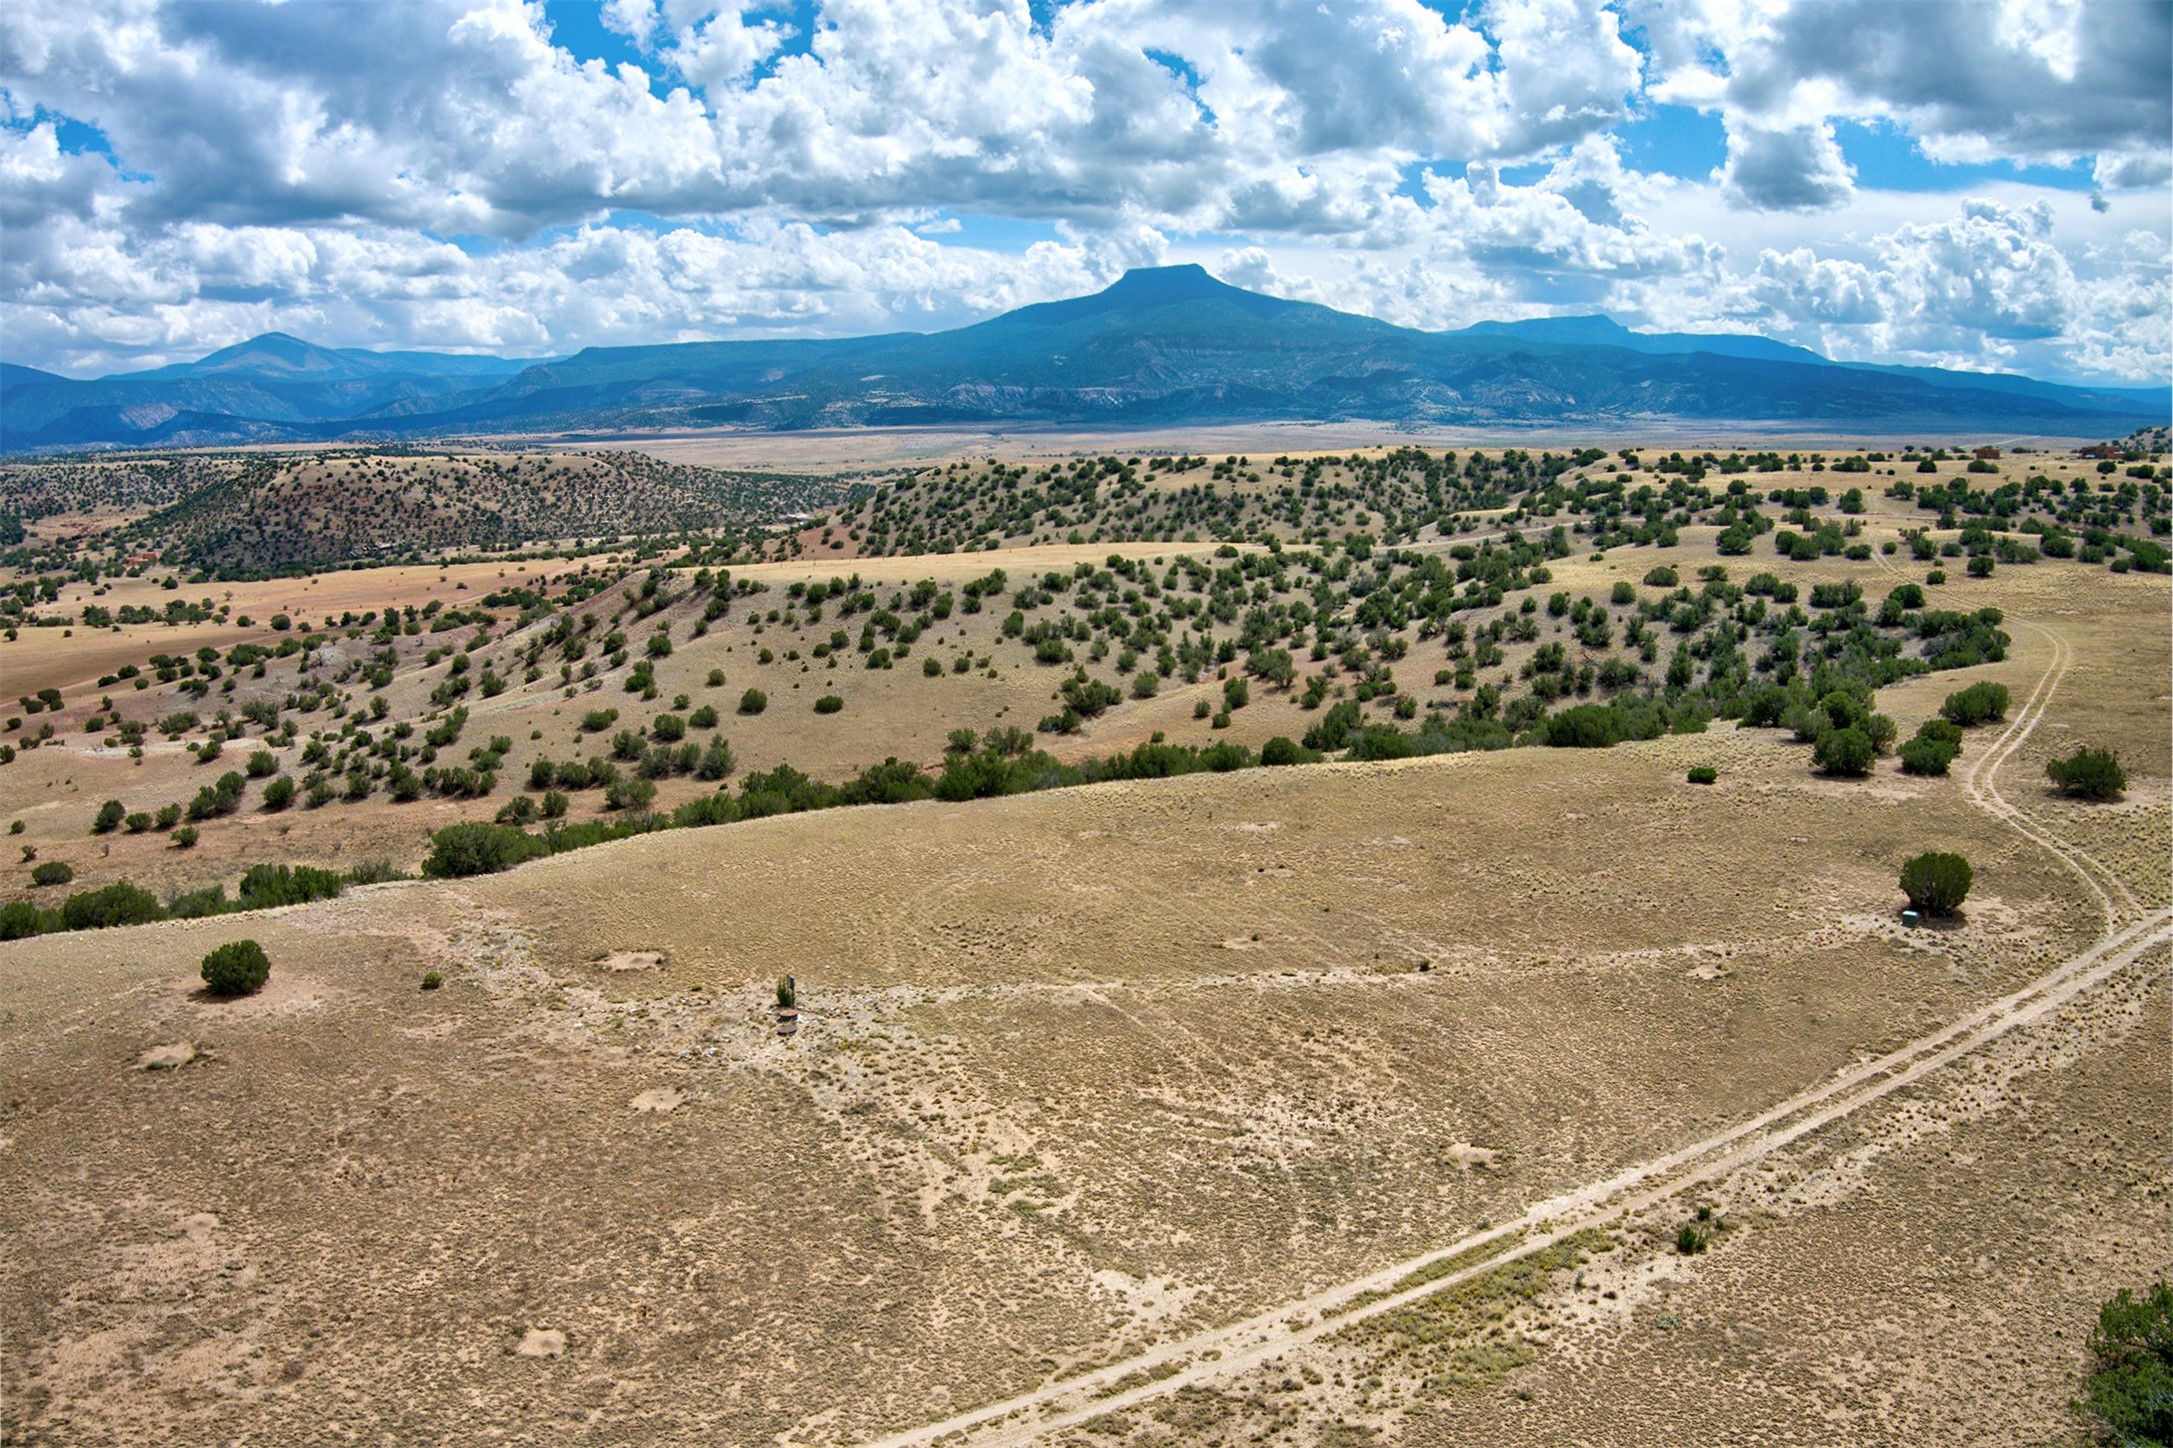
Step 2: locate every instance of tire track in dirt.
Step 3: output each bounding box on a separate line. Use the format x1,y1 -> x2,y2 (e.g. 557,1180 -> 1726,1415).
1961,620 -> 2141,923
859,602 -> 2169,1448
1870,545 -> 2139,919
863,914 -> 2169,1448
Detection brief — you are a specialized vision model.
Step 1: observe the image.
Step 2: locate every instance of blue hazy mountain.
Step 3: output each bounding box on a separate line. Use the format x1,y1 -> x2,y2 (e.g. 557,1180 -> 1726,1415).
127,331 -> 532,383
3,265 -> 2163,450
1457,314 -> 1820,364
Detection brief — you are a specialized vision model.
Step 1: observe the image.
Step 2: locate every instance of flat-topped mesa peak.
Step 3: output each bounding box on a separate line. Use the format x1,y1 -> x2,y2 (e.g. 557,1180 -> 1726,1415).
1097,263 -> 1235,304
977,261 -> 1330,333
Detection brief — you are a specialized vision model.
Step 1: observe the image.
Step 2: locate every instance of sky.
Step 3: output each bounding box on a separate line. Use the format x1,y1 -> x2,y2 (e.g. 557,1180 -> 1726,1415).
2,0 -> 2168,383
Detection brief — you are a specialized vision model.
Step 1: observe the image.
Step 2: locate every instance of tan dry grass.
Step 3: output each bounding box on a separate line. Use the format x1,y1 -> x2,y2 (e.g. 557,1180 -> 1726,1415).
0,688 -> 2145,1443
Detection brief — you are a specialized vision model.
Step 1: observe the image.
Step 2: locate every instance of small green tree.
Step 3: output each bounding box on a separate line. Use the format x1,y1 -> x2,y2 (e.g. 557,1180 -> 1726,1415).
30,860 -> 74,887
422,821 -> 547,878
201,939 -> 271,997
1900,852 -> 1972,917
1813,726 -> 1875,777
2080,1282 -> 2173,1447
2047,747 -> 2126,801
0,900 -> 38,940
1898,735 -> 1954,776
91,800 -> 125,834
1940,681 -> 2010,727
738,688 -> 768,715
1916,718 -> 1964,750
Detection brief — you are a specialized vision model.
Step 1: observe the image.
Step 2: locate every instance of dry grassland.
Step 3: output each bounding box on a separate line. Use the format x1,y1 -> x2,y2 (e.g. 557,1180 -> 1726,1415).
0,444 -> 2166,1444
2,558 -> 2165,1445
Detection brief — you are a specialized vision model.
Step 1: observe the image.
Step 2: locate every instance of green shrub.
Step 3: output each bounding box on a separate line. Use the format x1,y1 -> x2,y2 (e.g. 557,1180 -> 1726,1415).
2047,746 -> 2126,801
30,860 -> 74,887
1940,681 -> 2010,727
261,775 -> 296,810
201,939 -> 270,997
1542,704 -> 1623,748
172,826 -> 200,848
1899,851 -> 1972,916
2080,1282 -> 2173,1447
92,800 -> 125,834
421,971 -> 444,991
813,694 -> 844,714
1346,725 -> 1414,761
0,900 -> 38,940
166,884 -> 229,919
1916,718 -> 1964,749
689,704 -> 719,729
1686,766 -> 1717,784
62,880 -> 163,930
738,688 -> 767,715
1819,689 -> 1870,733
1898,736 -> 1955,776
650,713 -> 686,743
1813,726 -> 1875,777
236,863 -> 344,910
1643,565 -> 1678,587
1260,736 -> 1302,766
421,822 -> 548,878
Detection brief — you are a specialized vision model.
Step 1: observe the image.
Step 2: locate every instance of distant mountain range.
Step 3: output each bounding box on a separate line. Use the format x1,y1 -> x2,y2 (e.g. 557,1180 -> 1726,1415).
4,265 -> 2164,451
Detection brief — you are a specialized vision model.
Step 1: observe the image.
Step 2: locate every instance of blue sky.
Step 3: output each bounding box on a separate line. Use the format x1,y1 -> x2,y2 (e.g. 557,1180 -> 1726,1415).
2,0 -> 2166,382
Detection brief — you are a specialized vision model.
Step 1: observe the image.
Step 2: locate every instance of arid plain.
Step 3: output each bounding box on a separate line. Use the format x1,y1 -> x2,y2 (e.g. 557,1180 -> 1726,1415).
1,438 -> 2166,1445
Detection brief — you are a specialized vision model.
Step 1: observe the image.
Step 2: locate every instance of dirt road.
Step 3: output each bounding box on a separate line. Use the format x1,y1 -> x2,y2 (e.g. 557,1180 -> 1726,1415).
862,612 -> 2169,1448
